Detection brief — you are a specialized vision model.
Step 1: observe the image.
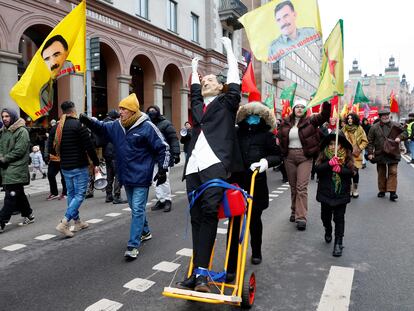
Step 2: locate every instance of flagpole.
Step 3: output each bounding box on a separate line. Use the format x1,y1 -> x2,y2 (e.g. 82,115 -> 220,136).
334,94 -> 340,157
83,0 -> 87,114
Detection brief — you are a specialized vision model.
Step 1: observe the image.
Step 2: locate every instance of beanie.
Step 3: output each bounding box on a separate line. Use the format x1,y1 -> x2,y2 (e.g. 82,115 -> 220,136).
118,93 -> 139,113
291,98 -> 307,110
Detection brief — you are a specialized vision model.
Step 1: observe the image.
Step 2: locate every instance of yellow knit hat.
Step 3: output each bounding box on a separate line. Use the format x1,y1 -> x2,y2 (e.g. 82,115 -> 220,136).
118,93 -> 139,112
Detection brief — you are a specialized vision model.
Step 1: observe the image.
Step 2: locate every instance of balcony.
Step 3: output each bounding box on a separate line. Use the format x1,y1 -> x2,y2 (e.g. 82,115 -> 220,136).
218,0 -> 248,30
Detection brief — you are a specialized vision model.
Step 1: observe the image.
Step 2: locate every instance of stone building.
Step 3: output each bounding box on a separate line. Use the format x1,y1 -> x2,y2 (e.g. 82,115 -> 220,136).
0,0 -> 246,130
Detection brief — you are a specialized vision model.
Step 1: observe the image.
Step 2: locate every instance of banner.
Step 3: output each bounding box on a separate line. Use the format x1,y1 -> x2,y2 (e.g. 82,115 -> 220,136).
308,19 -> 344,109
10,1 -> 86,120
239,0 -> 322,63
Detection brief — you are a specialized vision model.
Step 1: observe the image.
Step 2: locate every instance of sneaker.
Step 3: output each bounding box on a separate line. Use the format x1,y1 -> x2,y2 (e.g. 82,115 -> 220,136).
124,247 -> 139,259
0,222 -> 5,233
141,231 -> 152,242
18,214 -> 35,226
296,220 -> 306,231
58,194 -> 67,200
47,194 -> 59,201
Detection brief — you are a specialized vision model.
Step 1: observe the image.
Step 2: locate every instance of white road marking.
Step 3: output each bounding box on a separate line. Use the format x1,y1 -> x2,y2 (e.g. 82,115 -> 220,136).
269,194 -> 279,198
317,265 -> 355,311
146,202 -> 152,206
277,187 -> 289,190
153,261 -> 181,273
151,199 -> 157,202
217,228 -> 227,234
5,222 -> 12,226
269,199 -> 273,202
123,278 -> 155,292
85,298 -> 123,311
176,248 -> 193,257
86,219 -> 103,224
170,194 -> 176,198
35,234 -> 56,241
2,244 -> 26,251
122,207 -> 131,212
105,213 -> 122,217
175,190 -> 186,194
284,182 -> 290,186
272,190 -> 284,194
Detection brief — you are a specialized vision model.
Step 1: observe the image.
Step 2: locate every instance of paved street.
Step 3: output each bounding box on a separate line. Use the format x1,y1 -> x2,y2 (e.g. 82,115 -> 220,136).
1,157 -> 414,311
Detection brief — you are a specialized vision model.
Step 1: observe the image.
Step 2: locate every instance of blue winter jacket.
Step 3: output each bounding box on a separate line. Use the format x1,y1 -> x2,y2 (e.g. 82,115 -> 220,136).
88,114 -> 170,187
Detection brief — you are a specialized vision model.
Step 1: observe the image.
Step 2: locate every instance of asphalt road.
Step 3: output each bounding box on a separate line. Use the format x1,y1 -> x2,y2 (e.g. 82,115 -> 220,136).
1,159 -> 414,311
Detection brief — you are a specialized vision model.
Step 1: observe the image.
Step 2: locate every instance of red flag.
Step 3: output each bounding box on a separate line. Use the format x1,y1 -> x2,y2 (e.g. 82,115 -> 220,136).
389,90 -> 399,113
281,99 -> 292,118
242,60 -> 261,102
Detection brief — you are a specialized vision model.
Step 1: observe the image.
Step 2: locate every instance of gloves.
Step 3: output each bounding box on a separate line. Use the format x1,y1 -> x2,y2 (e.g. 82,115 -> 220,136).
174,154 -> 180,165
153,168 -> 167,186
249,158 -> 268,173
332,165 -> 341,173
79,113 -> 92,126
0,157 -> 8,169
191,57 -> 199,74
328,156 -> 339,166
220,37 -> 233,53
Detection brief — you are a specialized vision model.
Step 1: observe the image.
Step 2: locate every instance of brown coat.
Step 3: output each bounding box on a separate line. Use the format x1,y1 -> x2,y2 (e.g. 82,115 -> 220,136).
367,121 -> 407,164
278,102 -> 331,158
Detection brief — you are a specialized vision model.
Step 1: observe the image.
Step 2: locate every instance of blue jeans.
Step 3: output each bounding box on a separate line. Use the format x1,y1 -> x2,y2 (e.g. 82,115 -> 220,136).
409,141 -> 414,158
124,186 -> 150,248
61,167 -> 89,221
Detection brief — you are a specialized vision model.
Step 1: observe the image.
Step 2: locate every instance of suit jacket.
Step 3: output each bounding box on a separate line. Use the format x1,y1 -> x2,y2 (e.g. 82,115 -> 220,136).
186,83 -> 242,174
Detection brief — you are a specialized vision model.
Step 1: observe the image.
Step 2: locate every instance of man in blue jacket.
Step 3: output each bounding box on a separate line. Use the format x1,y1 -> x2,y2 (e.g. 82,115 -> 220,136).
80,93 -> 170,259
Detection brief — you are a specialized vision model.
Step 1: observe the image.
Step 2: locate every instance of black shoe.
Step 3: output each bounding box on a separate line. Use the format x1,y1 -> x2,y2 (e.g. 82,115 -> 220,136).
194,275 -> 210,293
151,200 -> 165,211
0,222 -> 5,233
390,192 -> 398,201
332,238 -> 343,257
377,191 -> 386,198
85,193 -> 94,199
113,197 -> 128,204
289,215 -> 295,222
296,220 -> 306,231
163,200 -> 172,212
42,173 -> 47,179
282,178 -> 289,183
225,272 -> 236,283
325,232 -> 332,243
31,173 -> 36,181
176,273 -> 196,290
251,256 -> 262,265
105,193 -> 113,203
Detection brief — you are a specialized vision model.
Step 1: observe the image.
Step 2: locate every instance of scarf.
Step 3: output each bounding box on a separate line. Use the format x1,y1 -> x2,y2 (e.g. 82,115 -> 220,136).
344,124 -> 357,133
121,111 -> 141,129
54,112 -> 77,157
324,146 -> 346,194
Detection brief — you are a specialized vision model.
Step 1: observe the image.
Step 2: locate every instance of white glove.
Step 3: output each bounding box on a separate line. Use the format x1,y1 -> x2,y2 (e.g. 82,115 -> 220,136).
219,37 -> 240,84
191,57 -> 199,74
249,158 -> 268,173
220,37 -> 233,52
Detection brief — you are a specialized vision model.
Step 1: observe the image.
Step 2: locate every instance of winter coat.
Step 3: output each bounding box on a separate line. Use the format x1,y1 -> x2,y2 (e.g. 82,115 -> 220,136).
231,102 -> 282,210
315,160 -> 353,206
278,102 -> 331,158
29,151 -> 44,168
48,117 -> 100,170
0,118 -> 30,185
342,125 -> 368,169
86,114 -> 170,187
367,121 -> 407,164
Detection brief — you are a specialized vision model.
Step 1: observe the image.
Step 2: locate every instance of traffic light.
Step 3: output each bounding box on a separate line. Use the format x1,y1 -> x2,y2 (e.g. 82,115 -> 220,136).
90,37 -> 100,71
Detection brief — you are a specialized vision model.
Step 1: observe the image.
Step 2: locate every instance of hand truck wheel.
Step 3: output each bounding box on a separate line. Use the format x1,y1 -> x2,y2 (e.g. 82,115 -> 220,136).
241,272 -> 256,309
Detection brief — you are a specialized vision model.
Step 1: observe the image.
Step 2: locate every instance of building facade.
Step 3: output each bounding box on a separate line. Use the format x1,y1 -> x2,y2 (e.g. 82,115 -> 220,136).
344,57 -> 414,118
0,0 -> 246,130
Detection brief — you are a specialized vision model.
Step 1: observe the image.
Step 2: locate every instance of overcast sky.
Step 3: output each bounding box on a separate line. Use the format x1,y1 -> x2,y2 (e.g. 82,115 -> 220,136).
318,0 -> 413,88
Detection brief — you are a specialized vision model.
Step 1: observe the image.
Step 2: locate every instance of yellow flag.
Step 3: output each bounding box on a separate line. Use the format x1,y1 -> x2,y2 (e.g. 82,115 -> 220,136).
308,20 -> 344,109
10,1 -> 86,120
239,0 -> 322,63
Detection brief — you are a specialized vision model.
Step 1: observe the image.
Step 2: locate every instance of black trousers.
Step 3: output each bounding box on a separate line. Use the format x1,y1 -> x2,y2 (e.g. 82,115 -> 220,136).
0,184 -> 32,224
321,202 -> 346,238
48,161 -> 67,196
227,207 -> 263,273
105,157 -> 121,197
186,163 -> 228,268
352,169 -> 360,184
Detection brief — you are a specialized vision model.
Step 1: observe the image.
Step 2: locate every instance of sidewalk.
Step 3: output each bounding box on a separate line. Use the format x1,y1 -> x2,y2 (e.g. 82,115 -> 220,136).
0,152 -> 186,201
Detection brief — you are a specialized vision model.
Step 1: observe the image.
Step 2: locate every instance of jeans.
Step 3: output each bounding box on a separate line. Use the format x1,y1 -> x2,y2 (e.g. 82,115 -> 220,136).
409,141 -> 414,158
124,186 -> 150,248
61,167 -> 89,221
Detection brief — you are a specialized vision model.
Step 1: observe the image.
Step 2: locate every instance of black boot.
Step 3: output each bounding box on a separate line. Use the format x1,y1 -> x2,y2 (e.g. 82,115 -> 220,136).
332,237 -> 343,257
176,272 -> 196,290
42,173 -> 47,179
113,196 -> 127,204
163,200 -> 172,212
151,200 -> 165,211
105,193 -> 113,203
324,227 -> 332,243
31,173 -> 36,181
389,192 -> 398,202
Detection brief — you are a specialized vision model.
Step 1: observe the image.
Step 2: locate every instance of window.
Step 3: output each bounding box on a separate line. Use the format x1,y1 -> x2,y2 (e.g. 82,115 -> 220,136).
167,0 -> 177,32
191,13 -> 199,42
136,0 -> 148,18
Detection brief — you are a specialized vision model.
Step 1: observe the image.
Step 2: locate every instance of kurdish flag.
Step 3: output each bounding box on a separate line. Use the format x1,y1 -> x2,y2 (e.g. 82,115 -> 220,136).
10,1 -> 86,120
353,81 -> 370,104
280,83 -> 297,118
308,20 -> 344,109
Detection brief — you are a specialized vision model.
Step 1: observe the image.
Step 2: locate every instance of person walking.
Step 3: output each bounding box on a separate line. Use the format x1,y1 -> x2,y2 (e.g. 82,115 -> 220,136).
0,108 -> 34,233
361,117 -> 371,168
341,113 -> 368,198
367,109 -> 407,201
176,37 -> 242,293
146,105 -> 180,212
406,113 -> 414,163
180,121 -> 193,160
80,93 -> 170,259
227,101 -> 281,278
29,145 -> 47,180
277,99 -> 330,230
315,132 -> 354,257
48,101 -> 100,238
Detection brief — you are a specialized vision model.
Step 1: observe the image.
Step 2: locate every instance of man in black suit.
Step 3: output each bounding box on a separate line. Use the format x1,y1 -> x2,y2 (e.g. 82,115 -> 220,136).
176,37 -> 241,293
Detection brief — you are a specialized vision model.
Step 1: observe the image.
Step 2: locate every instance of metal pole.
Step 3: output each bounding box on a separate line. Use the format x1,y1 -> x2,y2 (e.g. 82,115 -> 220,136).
86,37 -> 92,117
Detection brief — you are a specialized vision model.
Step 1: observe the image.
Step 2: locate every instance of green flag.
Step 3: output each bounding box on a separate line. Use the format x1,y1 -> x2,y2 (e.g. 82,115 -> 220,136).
280,83 -> 297,106
263,92 -> 274,110
353,81 -> 370,104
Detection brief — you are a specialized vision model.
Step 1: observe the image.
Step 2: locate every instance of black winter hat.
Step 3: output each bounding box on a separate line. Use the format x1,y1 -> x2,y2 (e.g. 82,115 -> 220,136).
320,132 -> 352,151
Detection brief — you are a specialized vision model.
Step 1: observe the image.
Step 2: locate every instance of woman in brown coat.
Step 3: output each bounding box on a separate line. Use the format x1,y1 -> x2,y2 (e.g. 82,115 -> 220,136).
278,99 -> 330,230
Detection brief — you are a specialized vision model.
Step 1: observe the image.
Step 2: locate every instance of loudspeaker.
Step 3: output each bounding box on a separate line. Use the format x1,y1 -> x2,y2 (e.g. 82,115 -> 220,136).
94,171 -> 107,190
